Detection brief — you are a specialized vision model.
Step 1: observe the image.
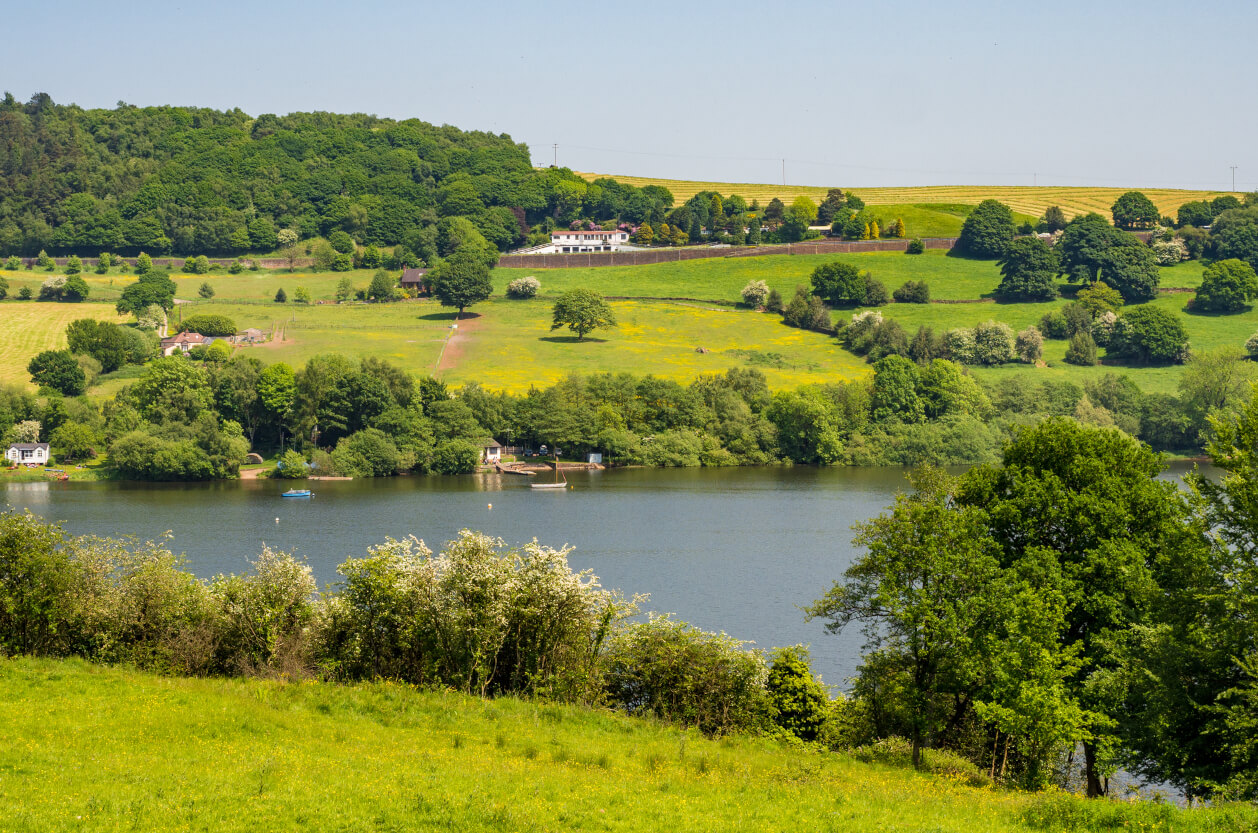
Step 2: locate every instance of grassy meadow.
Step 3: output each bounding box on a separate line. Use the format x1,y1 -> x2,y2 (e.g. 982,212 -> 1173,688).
0,250 -> 1236,398
6,656 -> 1251,833
577,172 -> 1236,221
0,302 -> 129,387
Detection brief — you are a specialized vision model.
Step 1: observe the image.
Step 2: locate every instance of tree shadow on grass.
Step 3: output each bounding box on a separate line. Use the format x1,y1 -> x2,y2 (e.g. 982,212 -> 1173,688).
539,335 -> 609,344
418,311 -> 481,321
1182,304 -> 1250,318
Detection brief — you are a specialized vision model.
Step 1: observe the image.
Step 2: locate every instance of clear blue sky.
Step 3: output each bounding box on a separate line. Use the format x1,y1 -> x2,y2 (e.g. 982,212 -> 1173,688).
5,0 -> 1255,191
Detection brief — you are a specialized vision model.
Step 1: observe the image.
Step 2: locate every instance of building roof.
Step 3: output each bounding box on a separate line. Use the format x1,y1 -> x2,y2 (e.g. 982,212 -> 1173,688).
241,327 -> 266,336
482,438 -> 503,449
552,229 -> 624,237
400,268 -> 429,285
161,331 -> 206,346
8,443 -> 50,451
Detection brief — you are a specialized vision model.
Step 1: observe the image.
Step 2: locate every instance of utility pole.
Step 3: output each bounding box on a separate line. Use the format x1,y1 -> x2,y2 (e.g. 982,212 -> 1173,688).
1230,165 -> 1238,192
781,159 -> 786,186
552,144 -> 558,167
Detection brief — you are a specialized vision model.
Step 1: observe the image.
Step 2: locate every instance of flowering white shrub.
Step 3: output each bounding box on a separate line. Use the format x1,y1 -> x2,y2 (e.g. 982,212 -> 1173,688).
972,320 -> 1016,365
945,328 -> 978,364
507,276 -> 540,298
1152,237 -> 1188,265
740,280 -> 769,307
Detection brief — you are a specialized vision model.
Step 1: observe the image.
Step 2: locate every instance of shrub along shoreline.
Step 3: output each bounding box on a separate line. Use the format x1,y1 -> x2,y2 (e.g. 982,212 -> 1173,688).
7,336 -> 1247,481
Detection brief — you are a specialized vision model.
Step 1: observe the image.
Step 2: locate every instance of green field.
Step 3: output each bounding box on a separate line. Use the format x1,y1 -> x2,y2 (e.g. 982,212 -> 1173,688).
577,173 -> 1236,222
6,656 -> 1245,833
0,302 -> 130,387
0,251 -> 1236,398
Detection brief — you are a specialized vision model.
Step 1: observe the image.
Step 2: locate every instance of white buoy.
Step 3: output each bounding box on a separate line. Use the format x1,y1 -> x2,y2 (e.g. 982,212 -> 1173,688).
275,517 -> 280,523
488,503 -> 492,510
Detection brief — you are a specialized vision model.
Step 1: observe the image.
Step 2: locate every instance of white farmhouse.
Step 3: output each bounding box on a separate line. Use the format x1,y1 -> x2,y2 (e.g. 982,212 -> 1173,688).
547,229 -> 631,253
6,443 -> 50,466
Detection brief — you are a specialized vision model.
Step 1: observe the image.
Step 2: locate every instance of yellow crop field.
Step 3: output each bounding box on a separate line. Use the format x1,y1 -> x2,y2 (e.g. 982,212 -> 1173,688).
0,302 -> 130,388
576,172 -> 1234,221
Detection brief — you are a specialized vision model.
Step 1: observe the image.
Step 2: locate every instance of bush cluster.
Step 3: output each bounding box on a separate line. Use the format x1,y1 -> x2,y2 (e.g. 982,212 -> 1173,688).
506,276 -> 540,298
0,514 -> 791,737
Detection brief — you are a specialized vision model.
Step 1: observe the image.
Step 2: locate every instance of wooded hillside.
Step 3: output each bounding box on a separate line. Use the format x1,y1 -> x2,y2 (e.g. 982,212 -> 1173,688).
0,93 -> 670,257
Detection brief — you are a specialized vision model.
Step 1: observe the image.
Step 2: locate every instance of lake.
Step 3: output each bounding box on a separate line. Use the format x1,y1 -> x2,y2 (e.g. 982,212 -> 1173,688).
0,463 -> 1205,688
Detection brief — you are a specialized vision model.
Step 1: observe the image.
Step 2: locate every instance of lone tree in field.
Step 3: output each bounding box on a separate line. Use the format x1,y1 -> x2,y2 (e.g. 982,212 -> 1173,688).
431,251 -> 493,317
957,199 -> 1015,258
810,261 -> 866,306
1111,190 -> 1160,230
550,288 -> 616,341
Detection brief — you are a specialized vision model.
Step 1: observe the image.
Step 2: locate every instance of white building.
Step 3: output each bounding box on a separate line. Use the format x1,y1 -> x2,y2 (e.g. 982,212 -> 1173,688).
6,443 -> 50,466
547,229 -> 631,253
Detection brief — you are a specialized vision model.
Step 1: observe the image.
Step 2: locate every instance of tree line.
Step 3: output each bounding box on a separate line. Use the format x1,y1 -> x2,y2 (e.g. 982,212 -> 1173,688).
0,93 -> 675,259
11,328 -> 1256,480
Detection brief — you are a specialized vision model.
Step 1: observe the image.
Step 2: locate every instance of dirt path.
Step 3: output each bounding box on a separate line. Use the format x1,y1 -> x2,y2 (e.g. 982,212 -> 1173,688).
435,314 -> 482,374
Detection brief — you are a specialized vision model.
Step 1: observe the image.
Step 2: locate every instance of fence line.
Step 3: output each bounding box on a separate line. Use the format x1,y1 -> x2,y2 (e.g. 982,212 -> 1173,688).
498,238 -> 959,269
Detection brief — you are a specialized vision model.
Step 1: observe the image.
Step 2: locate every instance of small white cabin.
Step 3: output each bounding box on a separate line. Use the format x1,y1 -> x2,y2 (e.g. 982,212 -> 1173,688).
481,439 -> 503,464
6,443 -> 50,466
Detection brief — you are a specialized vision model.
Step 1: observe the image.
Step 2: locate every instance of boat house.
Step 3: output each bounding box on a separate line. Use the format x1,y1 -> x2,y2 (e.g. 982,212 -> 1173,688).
6,442 -> 50,466
481,439 -> 503,464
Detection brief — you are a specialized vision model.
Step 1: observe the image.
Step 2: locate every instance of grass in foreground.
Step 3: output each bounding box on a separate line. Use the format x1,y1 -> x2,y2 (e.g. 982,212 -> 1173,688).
3,656 -> 1239,833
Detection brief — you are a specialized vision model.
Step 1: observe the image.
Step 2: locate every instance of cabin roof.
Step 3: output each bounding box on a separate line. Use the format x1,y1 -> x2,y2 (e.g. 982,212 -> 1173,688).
8,442 -> 50,451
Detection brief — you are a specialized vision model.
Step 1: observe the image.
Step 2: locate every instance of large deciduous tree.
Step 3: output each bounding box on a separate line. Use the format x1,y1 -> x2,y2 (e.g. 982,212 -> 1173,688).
1111,191 -> 1159,229
430,251 -> 492,317
1191,258 -> 1258,313
956,419 -> 1200,796
810,261 -> 866,306
957,200 -> 1015,258
550,288 -> 616,341
1108,306 -> 1190,365
28,350 -> 86,396
995,237 -> 1059,301
808,467 -> 1087,782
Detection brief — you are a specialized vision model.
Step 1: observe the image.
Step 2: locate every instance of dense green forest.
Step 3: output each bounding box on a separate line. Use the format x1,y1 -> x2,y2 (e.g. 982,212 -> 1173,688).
0,93 -> 676,257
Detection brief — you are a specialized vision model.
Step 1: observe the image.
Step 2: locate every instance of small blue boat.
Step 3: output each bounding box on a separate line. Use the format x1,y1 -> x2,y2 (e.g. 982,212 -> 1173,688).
281,489 -> 313,498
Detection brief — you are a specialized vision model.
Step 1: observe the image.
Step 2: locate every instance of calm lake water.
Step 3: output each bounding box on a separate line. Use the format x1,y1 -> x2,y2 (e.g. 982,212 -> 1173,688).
1,463 -> 1206,688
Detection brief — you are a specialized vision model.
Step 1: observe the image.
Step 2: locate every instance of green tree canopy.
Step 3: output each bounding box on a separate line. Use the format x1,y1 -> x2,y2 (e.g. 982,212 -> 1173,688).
1191,258 -> 1258,313
28,350 -> 86,396
956,419 -> 1201,795
430,251 -> 493,316
957,200 -> 1015,258
810,262 -> 866,306
1108,306 -> 1190,365
995,237 -> 1059,301
550,289 -> 617,341
1111,191 -> 1160,229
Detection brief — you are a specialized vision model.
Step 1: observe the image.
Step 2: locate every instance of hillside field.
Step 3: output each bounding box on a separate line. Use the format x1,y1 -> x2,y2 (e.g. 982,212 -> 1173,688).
577,172 -> 1235,223
0,303 -> 130,387
4,657 -> 1251,833
0,251 -> 1239,398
